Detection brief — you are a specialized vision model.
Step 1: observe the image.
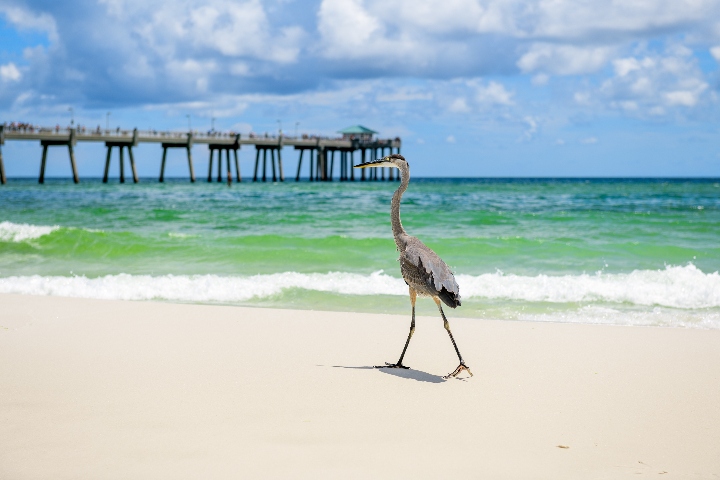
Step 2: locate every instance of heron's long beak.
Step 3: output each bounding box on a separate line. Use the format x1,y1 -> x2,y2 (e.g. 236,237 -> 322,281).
353,159 -> 395,169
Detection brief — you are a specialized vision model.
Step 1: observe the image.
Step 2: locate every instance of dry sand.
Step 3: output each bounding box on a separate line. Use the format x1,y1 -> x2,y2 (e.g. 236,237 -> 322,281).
1,293 -> 719,479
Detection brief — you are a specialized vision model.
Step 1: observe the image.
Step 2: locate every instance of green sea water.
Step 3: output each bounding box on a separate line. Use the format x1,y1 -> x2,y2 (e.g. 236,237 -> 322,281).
1,178 -> 719,328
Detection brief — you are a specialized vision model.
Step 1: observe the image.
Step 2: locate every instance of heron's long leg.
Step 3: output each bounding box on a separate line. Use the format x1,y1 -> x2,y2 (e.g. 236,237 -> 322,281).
376,287 -> 416,369
395,287 -> 417,365
434,297 -> 473,378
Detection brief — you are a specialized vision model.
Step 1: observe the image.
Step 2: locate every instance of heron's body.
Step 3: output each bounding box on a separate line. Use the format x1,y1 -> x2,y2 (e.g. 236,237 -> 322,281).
354,154 -> 471,379
399,235 -> 461,308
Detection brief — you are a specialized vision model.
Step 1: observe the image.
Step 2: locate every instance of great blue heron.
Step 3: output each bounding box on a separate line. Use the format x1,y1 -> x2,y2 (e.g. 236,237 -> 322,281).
354,154 -> 472,379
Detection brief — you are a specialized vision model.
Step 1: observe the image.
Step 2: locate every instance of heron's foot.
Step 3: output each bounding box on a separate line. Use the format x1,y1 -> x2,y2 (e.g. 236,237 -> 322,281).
443,363 -> 473,379
375,362 -> 410,369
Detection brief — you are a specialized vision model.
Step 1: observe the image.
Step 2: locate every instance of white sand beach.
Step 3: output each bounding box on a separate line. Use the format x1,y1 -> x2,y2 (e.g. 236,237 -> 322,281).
2,293 -> 719,479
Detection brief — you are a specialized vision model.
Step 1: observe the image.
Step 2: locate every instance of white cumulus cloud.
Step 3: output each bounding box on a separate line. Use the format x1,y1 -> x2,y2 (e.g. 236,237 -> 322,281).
0,63 -> 22,82
600,46 -> 709,114
318,0 -> 384,58
518,44 -> 615,75
474,80 -> 514,105
710,46 -> 720,61
0,4 -> 58,43
129,0 -> 304,64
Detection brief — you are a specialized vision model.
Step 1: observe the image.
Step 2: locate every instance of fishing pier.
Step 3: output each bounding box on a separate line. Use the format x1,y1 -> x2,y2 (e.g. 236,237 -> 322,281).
0,124 -> 401,185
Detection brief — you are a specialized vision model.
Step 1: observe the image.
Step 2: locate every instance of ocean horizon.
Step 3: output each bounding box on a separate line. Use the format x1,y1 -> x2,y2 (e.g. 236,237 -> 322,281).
2,177 -> 719,329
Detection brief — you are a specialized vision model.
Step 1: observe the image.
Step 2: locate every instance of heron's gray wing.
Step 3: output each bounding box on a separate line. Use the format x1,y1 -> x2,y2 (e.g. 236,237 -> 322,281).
401,237 -> 461,308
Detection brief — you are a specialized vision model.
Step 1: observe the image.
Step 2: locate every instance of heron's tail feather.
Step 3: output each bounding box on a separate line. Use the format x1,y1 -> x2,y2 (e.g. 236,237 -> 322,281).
438,287 -> 461,309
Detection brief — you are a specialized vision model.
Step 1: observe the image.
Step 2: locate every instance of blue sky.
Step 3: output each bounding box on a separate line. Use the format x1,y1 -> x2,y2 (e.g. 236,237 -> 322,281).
1,0 -> 720,177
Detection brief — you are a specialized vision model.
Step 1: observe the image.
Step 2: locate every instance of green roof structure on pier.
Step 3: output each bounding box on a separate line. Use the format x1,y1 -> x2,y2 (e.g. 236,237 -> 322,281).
337,125 -> 377,141
337,125 -> 378,135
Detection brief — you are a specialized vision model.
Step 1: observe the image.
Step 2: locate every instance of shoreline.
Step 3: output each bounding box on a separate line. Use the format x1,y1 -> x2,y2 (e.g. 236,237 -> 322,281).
2,292 -> 720,478
2,269 -> 719,330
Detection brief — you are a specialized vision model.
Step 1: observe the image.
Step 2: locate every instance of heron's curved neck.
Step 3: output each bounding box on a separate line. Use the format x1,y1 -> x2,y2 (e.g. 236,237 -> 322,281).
391,163 -> 410,247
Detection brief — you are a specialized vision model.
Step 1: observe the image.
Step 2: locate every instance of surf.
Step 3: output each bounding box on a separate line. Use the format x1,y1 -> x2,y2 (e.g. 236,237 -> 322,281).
1,264 -> 718,310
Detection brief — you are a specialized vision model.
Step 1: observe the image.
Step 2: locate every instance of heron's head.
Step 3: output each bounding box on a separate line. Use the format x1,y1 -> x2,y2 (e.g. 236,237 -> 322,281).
354,153 -> 407,170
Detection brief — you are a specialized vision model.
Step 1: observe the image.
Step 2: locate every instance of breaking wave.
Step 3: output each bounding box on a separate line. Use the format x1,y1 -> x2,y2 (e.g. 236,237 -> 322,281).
0,221 -> 60,242
0,264 -> 718,309
457,264 -> 720,309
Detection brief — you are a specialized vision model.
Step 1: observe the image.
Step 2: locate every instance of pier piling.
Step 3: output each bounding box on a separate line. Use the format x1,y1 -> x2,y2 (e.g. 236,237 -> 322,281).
350,150 -> 355,181
160,148 -> 167,182
339,150 -> 347,181
226,149 -> 232,186
373,148 -> 379,180
317,148 -> 323,181
104,129 -> 138,183
321,148 -> 328,181
38,128 -> 79,184
338,150 -> 345,182
388,151 -> 394,181
324,148 -> 328,181
187,145 -> 196,183
119,145 -> 125,183
310,149 -> 315,181
295,149 -> 304,181
234,149 -> 241,182
253,149 -> 260,181
103,146 -> 111,182
128,147 -> 138,183
360,149 -> 366,181
253,145 -> 283,182
217,148 -> 222,182
0,145 -> 5,185
346,151 -> 350,181
39,144 -> 48,184
159,132 -> 195,182
277,147 -> 284,182
104,144 -> 138,183
294,146 -> 318,181
271,149 -> 277,182
262,149 -> 267,182
0,125 -> 5,184
69,149 -> 79,183
208,139 -> 240,184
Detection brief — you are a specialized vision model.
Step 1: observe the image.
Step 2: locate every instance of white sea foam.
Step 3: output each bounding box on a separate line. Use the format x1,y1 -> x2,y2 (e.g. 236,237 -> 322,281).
0,221 -> 60,242
457,264 -> 720,309
516,305 -> 720,330
0,271 -> 407,303
168,232 -> 197,238
0,265 -> 718,311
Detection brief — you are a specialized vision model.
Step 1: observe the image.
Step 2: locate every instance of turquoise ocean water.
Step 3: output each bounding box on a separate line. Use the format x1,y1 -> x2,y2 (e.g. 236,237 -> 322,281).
1,178 -> 719,328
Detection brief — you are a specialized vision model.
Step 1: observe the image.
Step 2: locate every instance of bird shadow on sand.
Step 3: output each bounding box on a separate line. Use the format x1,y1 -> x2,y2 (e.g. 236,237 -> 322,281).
325,365 -> 446,384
